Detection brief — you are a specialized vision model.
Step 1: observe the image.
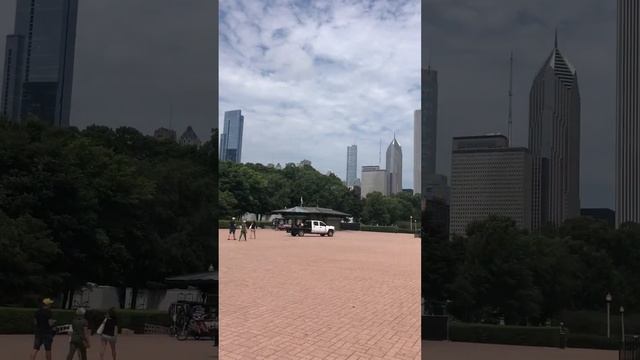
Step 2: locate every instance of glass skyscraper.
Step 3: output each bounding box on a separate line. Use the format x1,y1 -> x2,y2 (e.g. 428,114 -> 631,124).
220,109 -> 244,163
1,0 -> 79,127
346,145 -> 357,187
529,36 -> 581,229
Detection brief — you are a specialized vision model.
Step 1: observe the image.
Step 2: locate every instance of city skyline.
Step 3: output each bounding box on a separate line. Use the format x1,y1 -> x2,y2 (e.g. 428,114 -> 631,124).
425,0 -> 616,209
0,0 -> 217,140
219,0 -> 420,188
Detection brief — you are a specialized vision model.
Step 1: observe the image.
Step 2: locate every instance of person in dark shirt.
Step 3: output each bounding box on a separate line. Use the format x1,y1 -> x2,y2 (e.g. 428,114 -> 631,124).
31,298 -> 56,360
66,307 -> 90,360
227,217 -> 237,240
99,307 -> 118,360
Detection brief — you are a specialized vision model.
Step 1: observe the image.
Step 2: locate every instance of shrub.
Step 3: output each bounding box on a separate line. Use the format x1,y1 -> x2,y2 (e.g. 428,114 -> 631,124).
0,307 -> 170,334
560,310 -> 640,337
360,225 -> 400,233
219,220 -> 230,229
566,333 -> 620,350
449,322 -> 564,347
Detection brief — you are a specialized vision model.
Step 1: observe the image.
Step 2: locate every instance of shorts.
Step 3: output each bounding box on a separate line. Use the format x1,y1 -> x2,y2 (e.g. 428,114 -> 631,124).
34,334 -> 53,351
101,334 -> 117,344
229,228 -> 236,234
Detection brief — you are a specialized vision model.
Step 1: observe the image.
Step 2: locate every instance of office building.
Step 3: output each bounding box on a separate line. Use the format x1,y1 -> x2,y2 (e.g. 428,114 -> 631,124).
179,126 -> 201,146
423,174 -> 449,204
1,0 -> 79,126
361,165 -> 389,198
154,127 -> 176,142
617,0 -> 640,226
386,136 -> 403,195
346,145 -> 357,187
529,35 -> 581,229
220,109 -> 244,163
450,135 -> 532,236
581,208 -> 615,227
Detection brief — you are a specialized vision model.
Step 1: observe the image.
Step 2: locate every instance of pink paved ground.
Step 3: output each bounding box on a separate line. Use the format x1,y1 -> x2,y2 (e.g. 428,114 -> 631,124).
1,334 -> 216,359
219,229 -> 421,360
422,341 -> 617,359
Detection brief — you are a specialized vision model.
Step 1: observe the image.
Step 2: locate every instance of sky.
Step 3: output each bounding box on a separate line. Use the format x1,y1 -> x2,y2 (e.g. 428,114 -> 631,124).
424,0 -> 616,208
219,0 -> 421,188
0,0 -> 218,142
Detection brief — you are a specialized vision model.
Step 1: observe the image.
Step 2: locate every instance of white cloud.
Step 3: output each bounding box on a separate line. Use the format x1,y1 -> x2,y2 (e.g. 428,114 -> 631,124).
219,0 -> 420,188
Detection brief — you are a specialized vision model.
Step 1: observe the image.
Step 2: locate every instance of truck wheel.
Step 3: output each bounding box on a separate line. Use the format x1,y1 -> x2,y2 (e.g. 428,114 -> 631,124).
328,230 -> 334,237
299,230 -> 305,236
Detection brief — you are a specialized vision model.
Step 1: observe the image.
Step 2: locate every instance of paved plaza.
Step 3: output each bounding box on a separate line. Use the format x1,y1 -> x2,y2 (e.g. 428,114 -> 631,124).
422,341 -> 617,360
1,334 -> 216,359
219,229 -> 421,359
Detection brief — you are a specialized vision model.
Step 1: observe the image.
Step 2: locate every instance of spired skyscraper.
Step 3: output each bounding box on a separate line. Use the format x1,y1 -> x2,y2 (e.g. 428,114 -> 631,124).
386,135 -> 403,195
346,145 -> 357,187
1,0 -> 79,127
528,34 -> 581,228
220,109 -> 244,163
616,0 -> 640,226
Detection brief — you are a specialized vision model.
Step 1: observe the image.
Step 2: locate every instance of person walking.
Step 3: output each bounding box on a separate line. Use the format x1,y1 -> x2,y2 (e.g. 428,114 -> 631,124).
227,217 -> 237,240
31,298 -> 56,360
250,221 -> 257,239
66,307 -> 90,360
238,221 -> 248,241
99,308 -> 118,360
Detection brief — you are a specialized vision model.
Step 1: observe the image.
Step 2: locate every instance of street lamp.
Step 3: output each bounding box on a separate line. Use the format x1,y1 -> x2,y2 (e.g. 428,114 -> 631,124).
621,306 -> 626,342
410,216 -> 413,232
606,293 -> 612,338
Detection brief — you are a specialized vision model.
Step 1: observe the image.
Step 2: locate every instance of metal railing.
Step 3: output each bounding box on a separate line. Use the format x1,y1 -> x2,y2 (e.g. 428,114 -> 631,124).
621,335 -> 640,360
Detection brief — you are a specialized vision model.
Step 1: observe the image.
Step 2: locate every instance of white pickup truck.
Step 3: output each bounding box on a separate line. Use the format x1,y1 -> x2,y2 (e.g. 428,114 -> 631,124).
290,220 -> 335,237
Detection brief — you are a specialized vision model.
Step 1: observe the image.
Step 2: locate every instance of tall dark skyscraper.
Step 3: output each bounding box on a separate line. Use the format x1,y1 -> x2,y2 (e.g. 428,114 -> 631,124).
616,0 -> 640,226
220,109 -> 244,163
346,144 -> 357,187
1,0 -> 79,127
529,35 -> 581,229
422,67 -> 438,181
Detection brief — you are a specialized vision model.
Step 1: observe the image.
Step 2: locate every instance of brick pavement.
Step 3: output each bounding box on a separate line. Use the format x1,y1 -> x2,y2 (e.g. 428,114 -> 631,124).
219,229 -> 421,360
422,341 -> 617,360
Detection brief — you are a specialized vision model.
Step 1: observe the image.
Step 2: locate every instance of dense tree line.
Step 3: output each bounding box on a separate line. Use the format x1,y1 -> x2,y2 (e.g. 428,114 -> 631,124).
0,120 -> 217,308
219,161 -> 421,226
424,215 -> 640,325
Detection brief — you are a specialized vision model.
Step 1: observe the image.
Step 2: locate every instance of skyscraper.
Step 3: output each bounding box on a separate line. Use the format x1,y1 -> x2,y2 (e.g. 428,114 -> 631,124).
179,126 -> 201,146
528,35 -> 580,228
450,135 -> 532,235
616,0 -> 640,226
422,67 -> 438,188
346,145 -> 357,187
386,136 -> 403,195
1,0 -> 79,126
413,110 -> 421,193
361,165 -> 389,198
220,109 -> 244,163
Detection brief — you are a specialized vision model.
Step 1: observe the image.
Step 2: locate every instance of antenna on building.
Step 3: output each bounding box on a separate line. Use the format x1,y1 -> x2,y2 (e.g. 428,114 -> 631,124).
508,51 -> 513,147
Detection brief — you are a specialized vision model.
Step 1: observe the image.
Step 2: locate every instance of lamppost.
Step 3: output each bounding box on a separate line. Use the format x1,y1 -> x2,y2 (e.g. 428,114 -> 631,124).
621,306 -> 626,343
410,216 -> 413,232
606,293 -> 612,338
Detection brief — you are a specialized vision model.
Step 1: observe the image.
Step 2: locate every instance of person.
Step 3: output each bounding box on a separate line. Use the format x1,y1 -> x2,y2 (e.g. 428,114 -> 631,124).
66,307 -> 90,360
250,221 -> 257,239
238,221 -> 247,241
99,308 -> 118,360
31,298 -> 56,360
227,217 -> 237,240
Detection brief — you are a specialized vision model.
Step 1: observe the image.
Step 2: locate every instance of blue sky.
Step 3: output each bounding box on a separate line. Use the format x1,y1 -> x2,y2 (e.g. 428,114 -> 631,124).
219,0 -> 420,188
